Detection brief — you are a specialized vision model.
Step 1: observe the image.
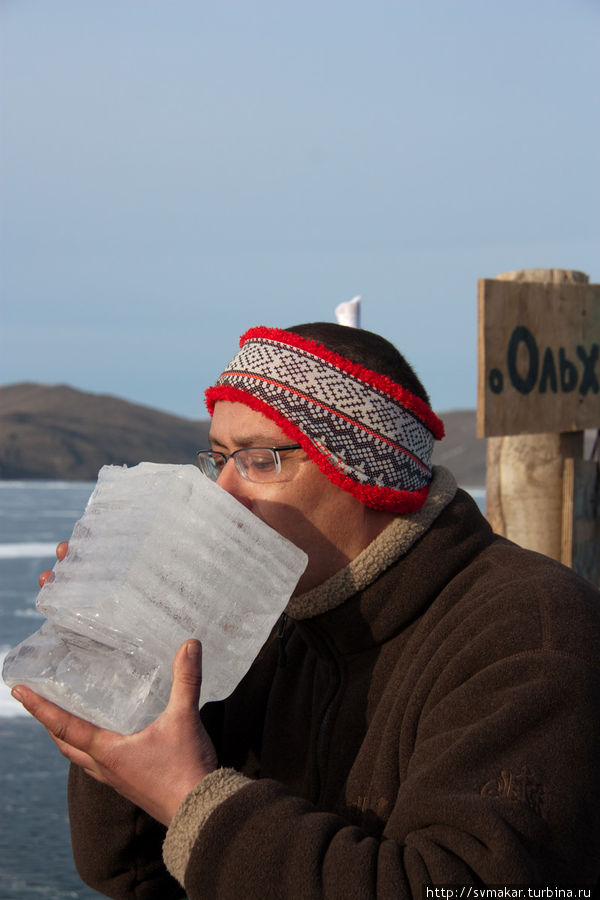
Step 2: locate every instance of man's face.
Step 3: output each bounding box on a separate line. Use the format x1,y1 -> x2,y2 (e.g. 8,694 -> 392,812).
209,401 -> 390,594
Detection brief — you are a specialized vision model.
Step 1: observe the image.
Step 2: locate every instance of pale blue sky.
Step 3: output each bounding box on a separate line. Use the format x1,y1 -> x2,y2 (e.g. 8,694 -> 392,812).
1,0 -> 598,419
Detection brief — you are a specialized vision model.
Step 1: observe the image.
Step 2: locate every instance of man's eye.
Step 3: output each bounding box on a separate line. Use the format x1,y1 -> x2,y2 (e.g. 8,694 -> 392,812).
247,454 -> 275,471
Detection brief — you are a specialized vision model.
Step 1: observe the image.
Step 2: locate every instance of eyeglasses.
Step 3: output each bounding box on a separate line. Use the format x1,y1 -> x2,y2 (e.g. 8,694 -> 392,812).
197,444 -> 302,483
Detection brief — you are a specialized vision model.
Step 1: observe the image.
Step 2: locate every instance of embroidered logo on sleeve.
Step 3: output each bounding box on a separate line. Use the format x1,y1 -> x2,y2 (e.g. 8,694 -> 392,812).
481,765 -> 545,815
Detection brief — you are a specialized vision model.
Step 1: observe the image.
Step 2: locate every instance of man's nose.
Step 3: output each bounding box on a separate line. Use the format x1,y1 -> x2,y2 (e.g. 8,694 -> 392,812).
216,458 -> 253,509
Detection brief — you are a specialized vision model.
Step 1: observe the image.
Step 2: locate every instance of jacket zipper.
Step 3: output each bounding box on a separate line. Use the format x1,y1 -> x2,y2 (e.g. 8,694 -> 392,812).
277,611 -> 289,667
315,689 -> 338,800
301,619 -> 342,804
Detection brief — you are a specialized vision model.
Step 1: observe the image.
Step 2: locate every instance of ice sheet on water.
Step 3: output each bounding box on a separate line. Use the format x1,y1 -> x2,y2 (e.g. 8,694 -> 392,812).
2,463 -> 307,733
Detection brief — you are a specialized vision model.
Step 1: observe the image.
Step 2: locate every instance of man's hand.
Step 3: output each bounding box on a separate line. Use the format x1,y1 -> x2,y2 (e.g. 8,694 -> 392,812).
11,640 -> 218,826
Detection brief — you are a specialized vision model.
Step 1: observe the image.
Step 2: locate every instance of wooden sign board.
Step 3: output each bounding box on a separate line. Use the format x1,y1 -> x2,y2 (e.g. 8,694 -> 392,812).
477,279 -> 600,437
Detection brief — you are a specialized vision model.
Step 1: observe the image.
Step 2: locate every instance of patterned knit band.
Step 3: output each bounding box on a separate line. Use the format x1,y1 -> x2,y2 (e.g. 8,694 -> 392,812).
205,327 -> 445,513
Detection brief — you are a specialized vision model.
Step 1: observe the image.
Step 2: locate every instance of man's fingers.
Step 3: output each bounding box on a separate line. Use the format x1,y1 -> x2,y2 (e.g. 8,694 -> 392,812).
39,541 -> 69,586
49,733 -> 100,774
167,640 -> 203,716
11,685 -> 105,754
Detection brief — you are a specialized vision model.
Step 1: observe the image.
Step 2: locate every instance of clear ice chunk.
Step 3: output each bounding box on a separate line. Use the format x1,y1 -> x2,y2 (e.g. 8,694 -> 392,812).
2,463 -> 307,733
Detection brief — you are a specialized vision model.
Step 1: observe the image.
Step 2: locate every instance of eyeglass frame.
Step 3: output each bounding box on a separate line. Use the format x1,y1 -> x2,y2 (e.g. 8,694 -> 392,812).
196,444 -> 302,483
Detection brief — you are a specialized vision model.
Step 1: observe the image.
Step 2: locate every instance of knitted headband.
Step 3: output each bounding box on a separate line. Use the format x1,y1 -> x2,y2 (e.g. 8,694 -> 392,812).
205,326 -> 445,513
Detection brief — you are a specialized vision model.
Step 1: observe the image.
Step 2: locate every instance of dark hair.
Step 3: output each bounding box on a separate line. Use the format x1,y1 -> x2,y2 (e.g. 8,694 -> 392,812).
285,322 -> 431,406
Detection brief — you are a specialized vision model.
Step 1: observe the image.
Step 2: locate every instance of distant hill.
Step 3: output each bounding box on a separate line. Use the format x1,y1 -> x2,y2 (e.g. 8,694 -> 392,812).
0,383 -> 210,480
431,408 -> 486,487
0,383 -> 486,486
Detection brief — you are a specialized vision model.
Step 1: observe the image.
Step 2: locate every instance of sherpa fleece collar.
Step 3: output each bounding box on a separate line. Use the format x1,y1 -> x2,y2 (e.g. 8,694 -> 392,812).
285,466 -> 457,621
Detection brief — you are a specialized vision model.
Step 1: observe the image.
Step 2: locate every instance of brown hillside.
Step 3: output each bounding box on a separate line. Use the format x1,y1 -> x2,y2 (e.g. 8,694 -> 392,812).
431,409 -> 486,487
0,383 -> 210,480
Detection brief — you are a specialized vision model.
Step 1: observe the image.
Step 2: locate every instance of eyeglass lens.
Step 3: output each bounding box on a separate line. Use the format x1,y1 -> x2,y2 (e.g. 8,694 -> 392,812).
197,448 -> 280,482
197,446 -> 300,483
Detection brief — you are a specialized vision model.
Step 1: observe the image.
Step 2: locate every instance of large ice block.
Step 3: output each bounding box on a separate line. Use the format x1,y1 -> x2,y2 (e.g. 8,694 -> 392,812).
2,463 -> 307,733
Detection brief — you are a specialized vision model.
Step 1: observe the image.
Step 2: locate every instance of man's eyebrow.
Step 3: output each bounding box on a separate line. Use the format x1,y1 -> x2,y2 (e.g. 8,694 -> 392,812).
208,432 -> 279,450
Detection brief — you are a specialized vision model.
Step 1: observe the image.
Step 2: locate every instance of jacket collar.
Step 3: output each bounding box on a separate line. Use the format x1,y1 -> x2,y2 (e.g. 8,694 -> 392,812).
286,466 -> 458,622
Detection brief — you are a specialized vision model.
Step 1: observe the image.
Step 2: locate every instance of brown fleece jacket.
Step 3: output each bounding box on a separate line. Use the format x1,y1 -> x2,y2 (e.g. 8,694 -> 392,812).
68,469 -> 600,897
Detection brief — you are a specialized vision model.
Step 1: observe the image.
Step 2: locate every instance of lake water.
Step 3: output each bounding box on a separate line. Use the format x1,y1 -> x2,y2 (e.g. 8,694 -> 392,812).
0,478 -> 486,899
0,481 -> 102,899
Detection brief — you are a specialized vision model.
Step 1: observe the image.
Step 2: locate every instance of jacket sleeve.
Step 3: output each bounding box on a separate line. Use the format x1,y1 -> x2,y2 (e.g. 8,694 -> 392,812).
162,642 -> 600,897
68,765 -> 186,900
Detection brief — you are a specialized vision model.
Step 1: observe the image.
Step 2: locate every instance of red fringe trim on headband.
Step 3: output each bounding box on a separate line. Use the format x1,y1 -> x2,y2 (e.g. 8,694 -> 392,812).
204,383 -> 430,513
240,326 -> 445,440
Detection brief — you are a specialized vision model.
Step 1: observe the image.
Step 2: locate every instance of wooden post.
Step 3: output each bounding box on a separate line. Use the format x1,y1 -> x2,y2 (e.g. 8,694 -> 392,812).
486,429 -> 584,559
482,269 -> 589,561
561,457 -> 600,584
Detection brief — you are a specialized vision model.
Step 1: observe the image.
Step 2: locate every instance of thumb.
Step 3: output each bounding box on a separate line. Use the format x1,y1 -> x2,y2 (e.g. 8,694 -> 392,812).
167,640 -> 203,716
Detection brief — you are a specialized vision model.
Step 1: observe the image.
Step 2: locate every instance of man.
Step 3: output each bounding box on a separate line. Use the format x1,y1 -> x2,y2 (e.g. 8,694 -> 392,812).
14,323 -> 600,897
